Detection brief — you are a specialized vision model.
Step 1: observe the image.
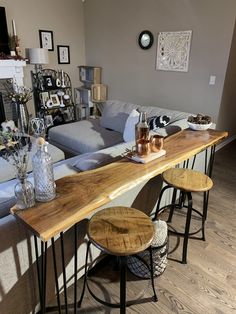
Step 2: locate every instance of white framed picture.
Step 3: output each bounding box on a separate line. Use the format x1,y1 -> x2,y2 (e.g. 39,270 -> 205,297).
50,94 -> 60,106
44,115 -> 53,128
40,91 -> 49,107
156,30 -> 192,72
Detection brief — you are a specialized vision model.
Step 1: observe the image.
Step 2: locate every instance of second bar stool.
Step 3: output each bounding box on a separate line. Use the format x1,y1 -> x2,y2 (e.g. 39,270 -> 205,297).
154,167 -> 213,264
78,206 -> 158,313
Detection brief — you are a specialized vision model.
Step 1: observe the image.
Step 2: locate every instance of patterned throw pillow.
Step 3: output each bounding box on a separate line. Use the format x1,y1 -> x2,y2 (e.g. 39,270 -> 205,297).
148,115 -> 171,131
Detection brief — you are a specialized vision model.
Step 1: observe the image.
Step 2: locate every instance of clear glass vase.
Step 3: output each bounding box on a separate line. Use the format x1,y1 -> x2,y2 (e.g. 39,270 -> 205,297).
14,175 -> 35,209
32,141 -> 56,202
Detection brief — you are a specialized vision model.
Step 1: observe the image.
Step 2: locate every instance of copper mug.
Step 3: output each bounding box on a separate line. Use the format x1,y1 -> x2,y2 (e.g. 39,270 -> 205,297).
150,135 -> 164,152
136,139 -> 151,157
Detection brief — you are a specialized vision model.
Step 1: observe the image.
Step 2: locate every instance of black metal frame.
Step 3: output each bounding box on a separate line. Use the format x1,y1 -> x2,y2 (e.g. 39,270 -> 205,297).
153,145 -> 216,264
78,241 -> 158,314
33,223 -> 79,314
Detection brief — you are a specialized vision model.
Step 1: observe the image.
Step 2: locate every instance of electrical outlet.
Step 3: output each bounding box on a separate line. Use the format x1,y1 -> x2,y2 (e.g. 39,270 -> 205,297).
209,75 -> 216,85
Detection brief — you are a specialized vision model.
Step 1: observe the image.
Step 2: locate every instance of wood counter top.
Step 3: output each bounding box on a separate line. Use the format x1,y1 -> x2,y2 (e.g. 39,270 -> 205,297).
11,129 -> 228,242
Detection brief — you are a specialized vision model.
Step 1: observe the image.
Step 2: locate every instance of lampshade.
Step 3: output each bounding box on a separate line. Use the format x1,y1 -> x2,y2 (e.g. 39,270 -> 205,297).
27,48 -> 49,64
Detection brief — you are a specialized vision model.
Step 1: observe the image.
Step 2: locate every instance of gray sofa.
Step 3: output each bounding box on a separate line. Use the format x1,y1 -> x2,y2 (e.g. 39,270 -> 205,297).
48,100 -> 190,155
0,100 -> 202,314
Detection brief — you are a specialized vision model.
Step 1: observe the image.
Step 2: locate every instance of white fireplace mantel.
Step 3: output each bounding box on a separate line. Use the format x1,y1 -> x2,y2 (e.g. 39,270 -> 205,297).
0,59 -> 26,86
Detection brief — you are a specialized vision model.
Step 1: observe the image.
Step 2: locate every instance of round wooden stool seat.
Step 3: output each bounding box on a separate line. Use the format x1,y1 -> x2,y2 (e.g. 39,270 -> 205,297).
162,168 -> 213,192
88,206 -> 154,256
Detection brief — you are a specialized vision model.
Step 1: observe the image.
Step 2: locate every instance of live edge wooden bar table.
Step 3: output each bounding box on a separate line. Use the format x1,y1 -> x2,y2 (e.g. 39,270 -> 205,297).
11,129 -> 227,314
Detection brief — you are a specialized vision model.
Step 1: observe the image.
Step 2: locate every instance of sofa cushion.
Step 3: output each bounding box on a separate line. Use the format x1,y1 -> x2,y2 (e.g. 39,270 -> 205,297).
49,119 -> 123,155
100,100 -> 138,133
100,100 -> 190,134
71,141 -> 134,171
123,109 -> 140,142
0,197 -> 16,219
0,141 -> 65,183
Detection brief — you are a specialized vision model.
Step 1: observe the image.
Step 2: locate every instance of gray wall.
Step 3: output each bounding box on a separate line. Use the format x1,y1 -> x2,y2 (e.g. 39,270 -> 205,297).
1,0 -> 85,116
84,0 -> 236,125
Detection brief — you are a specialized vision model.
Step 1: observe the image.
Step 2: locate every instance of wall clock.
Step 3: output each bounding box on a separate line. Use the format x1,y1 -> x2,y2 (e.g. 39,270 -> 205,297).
138,30 -> 154,50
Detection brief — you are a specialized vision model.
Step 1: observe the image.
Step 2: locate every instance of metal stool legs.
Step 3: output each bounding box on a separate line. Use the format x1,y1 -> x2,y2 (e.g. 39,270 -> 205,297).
78,241 -> 158,313
120,256 -> 127,314
154,184 -> 206,263
182,192 -> 193,264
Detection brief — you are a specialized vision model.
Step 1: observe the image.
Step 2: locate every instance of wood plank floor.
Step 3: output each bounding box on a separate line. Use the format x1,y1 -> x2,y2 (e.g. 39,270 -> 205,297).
65,140 -> 236,313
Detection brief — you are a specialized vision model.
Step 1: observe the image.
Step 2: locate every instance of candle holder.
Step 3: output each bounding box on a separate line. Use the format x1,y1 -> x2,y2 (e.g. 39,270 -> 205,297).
14,35 -> 21,56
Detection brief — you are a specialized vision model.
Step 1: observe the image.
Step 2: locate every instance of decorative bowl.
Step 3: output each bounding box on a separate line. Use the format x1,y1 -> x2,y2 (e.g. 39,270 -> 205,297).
187,121 -> 212,131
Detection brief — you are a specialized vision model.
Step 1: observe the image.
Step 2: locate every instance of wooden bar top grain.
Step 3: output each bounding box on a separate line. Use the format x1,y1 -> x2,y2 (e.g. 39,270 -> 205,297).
11,129 -> 228,242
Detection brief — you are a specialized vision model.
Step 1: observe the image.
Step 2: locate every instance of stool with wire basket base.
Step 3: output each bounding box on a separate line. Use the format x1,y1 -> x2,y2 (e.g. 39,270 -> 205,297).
154,167 -> 213,264
78,206 -> 158,314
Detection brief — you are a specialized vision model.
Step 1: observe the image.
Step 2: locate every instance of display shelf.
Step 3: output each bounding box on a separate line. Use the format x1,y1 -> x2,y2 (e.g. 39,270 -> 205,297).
31,69 -> 75,127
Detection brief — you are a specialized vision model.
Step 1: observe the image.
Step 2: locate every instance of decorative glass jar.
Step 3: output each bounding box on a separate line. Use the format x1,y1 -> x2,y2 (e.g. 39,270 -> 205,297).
14,175 -> 35,209
32,137 -> 56,202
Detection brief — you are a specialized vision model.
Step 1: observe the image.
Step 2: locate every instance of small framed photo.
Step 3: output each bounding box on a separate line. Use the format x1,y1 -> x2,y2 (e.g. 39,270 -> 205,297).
50,94 -> 60,106
39,30 -> 54,51
40,91 -> 49,107
44,115 -> 54,128
57,45 -> 70,64
43,75 -> 54,89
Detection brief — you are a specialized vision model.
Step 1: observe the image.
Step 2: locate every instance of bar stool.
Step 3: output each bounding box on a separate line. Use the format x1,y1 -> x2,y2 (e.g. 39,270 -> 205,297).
78,206 -> 158,314
154,168 -> 213,264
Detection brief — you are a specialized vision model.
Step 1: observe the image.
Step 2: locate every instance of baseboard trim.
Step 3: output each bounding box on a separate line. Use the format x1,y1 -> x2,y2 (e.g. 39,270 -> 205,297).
216,134 -> 236,151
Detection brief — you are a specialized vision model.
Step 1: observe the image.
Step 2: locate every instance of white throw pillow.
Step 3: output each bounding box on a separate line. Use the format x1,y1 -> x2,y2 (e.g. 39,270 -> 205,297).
71,141 -> 134,171
123,109 -> 140,142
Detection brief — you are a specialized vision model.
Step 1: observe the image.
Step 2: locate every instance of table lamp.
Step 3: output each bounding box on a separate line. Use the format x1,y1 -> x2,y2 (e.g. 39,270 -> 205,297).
27,48 -> 49,73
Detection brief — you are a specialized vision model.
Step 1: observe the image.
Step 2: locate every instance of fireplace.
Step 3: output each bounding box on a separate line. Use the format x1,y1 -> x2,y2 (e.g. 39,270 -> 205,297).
0,79 -> 18,124
0,92 -> 6,124
0,59 -> 26,127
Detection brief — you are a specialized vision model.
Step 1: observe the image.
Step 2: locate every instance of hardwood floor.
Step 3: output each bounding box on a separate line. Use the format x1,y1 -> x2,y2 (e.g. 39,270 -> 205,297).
66,140 -> 236,313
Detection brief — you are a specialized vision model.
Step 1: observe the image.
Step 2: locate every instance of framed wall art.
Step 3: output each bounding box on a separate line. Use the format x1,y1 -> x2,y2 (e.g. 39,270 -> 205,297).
39,30 -> 54,51
156,30 -> 192,72
57,45 -> 70,64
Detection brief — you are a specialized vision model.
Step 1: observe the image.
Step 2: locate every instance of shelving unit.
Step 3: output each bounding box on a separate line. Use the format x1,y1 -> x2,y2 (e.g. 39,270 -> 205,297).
75,66 -> 107,119
31,69 -> 75,127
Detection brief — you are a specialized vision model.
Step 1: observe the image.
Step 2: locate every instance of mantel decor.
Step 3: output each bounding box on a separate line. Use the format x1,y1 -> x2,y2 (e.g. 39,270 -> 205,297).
156,30 -> 192,72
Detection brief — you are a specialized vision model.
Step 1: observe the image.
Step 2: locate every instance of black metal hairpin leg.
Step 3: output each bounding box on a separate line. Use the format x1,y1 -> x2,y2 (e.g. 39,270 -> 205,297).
60,232 -> 68,314
74,224 -> 78,314
34,236 -> 48,314
182,192 -> 193,264
51,238 -> 62,314
119,256 -> 127,314
148,247 -> 158,302
78,240 -> 91,308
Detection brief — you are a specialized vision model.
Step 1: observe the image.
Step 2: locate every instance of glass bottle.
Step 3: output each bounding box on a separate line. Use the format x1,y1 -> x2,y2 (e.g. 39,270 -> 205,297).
136,111 -> 149,142
32,137 -> 56,202
15,174 -> 35,209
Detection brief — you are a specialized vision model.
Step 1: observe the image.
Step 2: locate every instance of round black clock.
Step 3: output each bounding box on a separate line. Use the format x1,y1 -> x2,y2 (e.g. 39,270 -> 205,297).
138,30 -> 154,50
